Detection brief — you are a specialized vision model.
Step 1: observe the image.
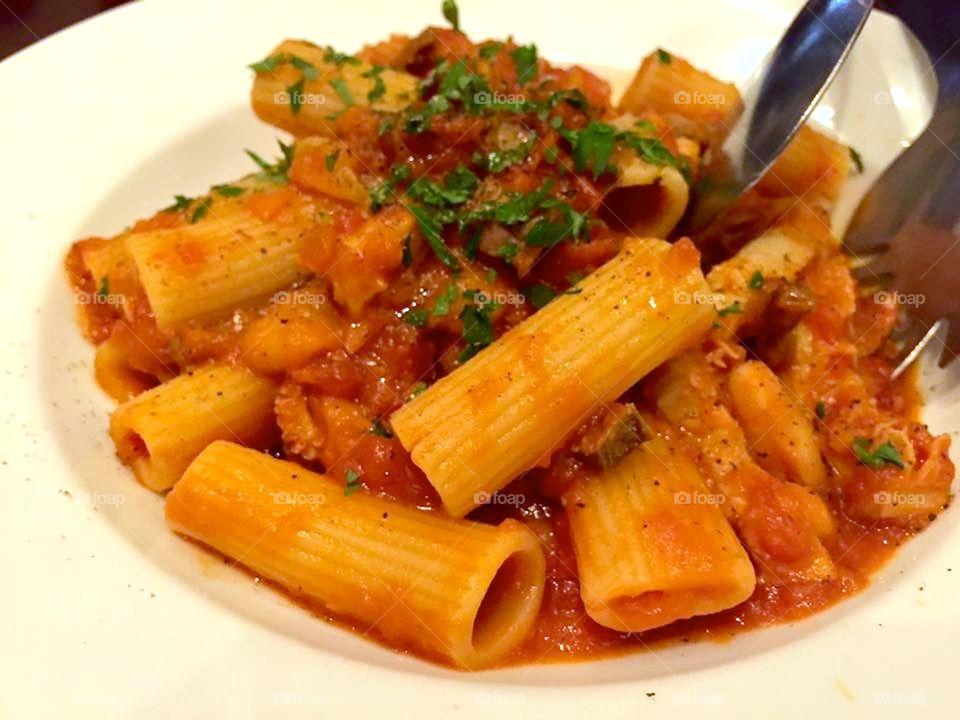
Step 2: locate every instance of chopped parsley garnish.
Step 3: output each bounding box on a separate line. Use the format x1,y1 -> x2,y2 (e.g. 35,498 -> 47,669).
248,54 -> 285,73
525,217 -> 569,248
245,139 -> 295,184
511,44 -> 538,84
545,88 -> 590,112
557,118 -> 686,181
717,301 -> 743,317
405,95 -> 450,133
401,236 -> 413,267
479,42 -> 502,60
378,118 -> 396,136
325,150 -> 340,171
402,307 -> 429,327
442,0 -> 461,31
852,437 -> 905,469
329,78 -> 355,106
656,49 -> 673,65
433,282 -> 459,316
287,77 -> 304,114
212,184 -> 245,197
560,121 -> 617,178
491,181 -> 554,224
369,164 -> 412,212
496,242 -> 519,262
370,418 -> 393,438
363,65 -> 387,103
189,198 -> 212,223
524,284 -> 582,309
164,194 -> 194,213
322,46 -> 361,67
407,164 -> 479,207
815,401 -> 827,420
525,284 -> 556,309
748,271 -> 765,290
849,146 -> 864,174
459,292 -> 497,361
544,146 -> 559,164
344,468 -> 362,495
97,276 -> 110,298
408,204 -> 461,271
619,131 -> 687,176
527,201 -> 589,246
477,136 -> 535,173
248,53 -> 319,79
407,58 -> 526,133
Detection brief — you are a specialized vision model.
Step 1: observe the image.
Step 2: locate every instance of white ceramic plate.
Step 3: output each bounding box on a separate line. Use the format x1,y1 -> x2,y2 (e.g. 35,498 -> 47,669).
2,0 -> 958,717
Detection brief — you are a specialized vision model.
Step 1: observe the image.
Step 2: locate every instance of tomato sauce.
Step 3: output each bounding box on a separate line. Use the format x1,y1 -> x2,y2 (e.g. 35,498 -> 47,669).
67,23 -> 954,668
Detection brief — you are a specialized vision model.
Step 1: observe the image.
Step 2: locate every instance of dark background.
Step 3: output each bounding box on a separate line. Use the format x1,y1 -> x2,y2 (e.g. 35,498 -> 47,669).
0,0 -> 938,60
1,0 -> 129,58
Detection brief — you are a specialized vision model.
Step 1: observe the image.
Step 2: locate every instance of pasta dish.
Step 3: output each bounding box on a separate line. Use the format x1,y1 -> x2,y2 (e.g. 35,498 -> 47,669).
64,1 -> 954,669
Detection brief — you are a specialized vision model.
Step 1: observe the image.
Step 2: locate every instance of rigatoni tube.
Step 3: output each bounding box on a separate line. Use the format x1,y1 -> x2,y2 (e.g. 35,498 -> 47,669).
250,40 -> 418,138
125,189 -> 319,330
109,364 -> 279,491
391,237 -> 715,517
563,437 -> 756,632
165,441 -> 546,669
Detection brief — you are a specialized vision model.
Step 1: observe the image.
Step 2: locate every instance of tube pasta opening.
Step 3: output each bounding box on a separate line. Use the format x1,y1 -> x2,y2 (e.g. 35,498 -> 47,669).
565,437 -> 756,633
166,442 -> 545,669
466,541 -> 545,668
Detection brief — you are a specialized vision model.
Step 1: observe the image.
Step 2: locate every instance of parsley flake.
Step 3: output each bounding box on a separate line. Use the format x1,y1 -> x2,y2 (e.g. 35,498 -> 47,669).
164,194 -> 194,213
408,205 -> 461,271
433,282 -> 459,317
402,307 -> 429,327
363,65 -> 387,103
189,198 -> 211,223
369,164 -> 412,212
511,44 -> 538,85
459,298 -> 497,361
245,139 -> 295,184
479,42 -> 502,60
329,78 -> 355,107
442,0 -> 461,31
287,77 -> 304,114
344,468 -> 362,496
717,301 -> 743,317
212,184 -> 245,197
748,271 -> 765,290
322,47 -> 361,67
852,437 -> 905,469
370,418 -> 394,438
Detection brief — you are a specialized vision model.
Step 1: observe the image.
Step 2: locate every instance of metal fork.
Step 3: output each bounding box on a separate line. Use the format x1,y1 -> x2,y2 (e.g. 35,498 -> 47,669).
684,0 -> 875,231
843,1 -> 960,375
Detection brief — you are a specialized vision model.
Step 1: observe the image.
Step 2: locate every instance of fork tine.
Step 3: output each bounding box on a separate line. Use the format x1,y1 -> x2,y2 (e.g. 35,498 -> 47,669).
891,318 -> 941,379
849,252 -> 894,286
937,311 -> 960,368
